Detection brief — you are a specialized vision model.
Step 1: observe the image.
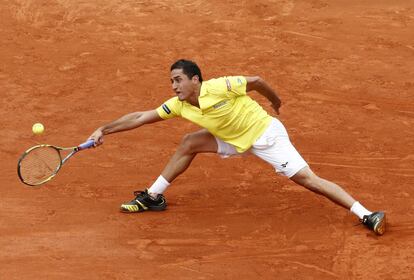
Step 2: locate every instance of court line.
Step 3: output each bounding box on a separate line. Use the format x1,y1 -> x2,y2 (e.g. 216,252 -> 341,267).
284,30 -> 328,40
308,161 -> 414,172
303,154 -> 404,161
287,261 -> 338,278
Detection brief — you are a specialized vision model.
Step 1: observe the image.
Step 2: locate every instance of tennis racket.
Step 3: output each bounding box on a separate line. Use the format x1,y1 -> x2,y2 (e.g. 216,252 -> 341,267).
17,139 -> 95,186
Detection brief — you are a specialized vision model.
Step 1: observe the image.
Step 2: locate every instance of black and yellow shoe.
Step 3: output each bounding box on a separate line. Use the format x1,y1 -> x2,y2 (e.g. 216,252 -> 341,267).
120,189 -> 167,213
362,211 -> 386,235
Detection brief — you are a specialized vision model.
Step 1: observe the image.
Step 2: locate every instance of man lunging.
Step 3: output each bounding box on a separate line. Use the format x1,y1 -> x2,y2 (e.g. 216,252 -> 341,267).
88,59 -> 385,235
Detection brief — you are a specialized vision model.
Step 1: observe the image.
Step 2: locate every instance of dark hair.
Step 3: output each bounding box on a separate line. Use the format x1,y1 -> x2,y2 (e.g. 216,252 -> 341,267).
170,59 -> 203,82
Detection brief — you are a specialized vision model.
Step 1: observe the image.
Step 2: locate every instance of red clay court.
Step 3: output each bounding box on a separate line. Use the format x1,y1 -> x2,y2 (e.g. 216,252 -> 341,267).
1,1 -> 413,279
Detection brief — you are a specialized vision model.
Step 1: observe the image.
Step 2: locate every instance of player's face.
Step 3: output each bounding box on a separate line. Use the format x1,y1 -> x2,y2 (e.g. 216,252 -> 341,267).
170,69 -> 199,101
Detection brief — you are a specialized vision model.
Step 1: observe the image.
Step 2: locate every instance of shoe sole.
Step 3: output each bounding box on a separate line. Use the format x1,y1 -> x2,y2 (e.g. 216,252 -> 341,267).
374,214 -> 386,235
120,206 -> 167,213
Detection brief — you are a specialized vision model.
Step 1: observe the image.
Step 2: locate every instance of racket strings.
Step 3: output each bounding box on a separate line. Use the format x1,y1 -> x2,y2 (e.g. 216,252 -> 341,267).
19,146 -> 61,185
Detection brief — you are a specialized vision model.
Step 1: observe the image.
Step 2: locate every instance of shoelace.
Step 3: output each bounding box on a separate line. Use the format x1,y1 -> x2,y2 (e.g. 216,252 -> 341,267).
133,190 -> 146,197
133,190 -> 162,202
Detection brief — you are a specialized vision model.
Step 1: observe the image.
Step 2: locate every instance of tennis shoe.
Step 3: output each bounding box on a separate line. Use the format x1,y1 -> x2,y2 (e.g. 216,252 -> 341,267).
120,189 -> 167,213
362,211 -> 386,235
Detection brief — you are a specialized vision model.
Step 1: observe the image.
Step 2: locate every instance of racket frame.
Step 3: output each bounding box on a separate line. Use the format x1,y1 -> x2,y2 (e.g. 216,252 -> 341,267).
17,140 -> 94,186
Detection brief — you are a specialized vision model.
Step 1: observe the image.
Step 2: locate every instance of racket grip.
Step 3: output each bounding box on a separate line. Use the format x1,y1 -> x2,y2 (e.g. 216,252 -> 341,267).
78,139 -> 95,150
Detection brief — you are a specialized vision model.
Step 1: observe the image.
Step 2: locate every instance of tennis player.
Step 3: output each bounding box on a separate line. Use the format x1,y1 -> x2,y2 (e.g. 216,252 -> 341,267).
88,59 -> 386,235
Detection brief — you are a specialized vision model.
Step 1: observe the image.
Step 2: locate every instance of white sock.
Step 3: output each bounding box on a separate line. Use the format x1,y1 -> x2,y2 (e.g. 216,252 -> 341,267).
148,175 -> 170,195
350,201 -> 372,219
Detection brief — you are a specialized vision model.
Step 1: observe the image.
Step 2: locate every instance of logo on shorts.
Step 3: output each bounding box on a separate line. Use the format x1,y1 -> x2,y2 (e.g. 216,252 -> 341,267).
281,162 -> 289,168
162,104 -> 171,114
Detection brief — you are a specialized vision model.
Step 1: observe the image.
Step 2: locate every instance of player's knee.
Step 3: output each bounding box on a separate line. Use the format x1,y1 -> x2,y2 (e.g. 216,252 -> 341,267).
179,133 -> 198,154
291,170 -> 322,192
307,176 -> 324,193
301,175 -> 316,188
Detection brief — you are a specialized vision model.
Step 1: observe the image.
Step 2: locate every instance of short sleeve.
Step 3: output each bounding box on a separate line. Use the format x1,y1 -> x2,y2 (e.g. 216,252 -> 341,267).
224,76 -> 247,97
156,97 -> 181,119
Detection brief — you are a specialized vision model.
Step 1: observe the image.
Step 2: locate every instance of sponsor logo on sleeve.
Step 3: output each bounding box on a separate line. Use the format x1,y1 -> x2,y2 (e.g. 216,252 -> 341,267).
162,104 -> 171,114
213,100 -> 228,109
225,78 -> 232,91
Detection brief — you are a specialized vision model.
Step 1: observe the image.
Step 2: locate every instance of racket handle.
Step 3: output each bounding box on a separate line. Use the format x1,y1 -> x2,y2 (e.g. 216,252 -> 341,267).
78,139 -> 95,150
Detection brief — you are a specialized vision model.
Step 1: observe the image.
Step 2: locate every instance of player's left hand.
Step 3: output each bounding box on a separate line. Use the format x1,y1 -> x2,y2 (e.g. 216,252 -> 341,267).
271,100 -> 281,115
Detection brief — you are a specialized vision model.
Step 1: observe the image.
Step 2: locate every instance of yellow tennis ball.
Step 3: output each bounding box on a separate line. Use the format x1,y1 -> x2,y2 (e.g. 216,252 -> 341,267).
32,123 -> 45,135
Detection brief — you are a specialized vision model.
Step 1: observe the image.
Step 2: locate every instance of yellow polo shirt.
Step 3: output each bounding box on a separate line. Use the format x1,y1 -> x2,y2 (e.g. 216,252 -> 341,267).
156,76 -> 272,152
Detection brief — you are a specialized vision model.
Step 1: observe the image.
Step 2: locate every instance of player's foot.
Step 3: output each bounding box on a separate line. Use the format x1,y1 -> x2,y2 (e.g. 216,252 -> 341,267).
120,189 -> 167,213
362,211 -> 386,235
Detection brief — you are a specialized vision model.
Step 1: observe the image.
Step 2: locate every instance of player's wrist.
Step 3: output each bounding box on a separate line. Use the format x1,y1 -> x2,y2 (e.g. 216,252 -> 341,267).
99,127 -> 109,135
272,97 -> 281,106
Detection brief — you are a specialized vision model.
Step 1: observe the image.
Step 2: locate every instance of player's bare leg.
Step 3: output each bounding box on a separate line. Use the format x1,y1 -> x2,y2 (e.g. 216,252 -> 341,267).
290,166 -> 386,235
148,129 -> 217,197
290,166 -> 356,209
120,129 -> 218,213
147,129 -> 218,195
161,129 -> 218,182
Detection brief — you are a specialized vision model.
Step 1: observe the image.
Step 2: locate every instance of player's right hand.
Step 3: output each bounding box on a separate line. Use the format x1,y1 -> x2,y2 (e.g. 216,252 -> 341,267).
88,129 -> 104,147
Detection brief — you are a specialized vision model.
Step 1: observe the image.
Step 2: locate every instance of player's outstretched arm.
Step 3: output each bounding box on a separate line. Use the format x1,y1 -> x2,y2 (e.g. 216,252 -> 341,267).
245,76 -> 281,114
88,109 -> 163,146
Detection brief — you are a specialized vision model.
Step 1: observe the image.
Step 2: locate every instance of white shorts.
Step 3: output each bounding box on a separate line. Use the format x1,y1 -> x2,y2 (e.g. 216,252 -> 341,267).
215,118 -> 308,178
